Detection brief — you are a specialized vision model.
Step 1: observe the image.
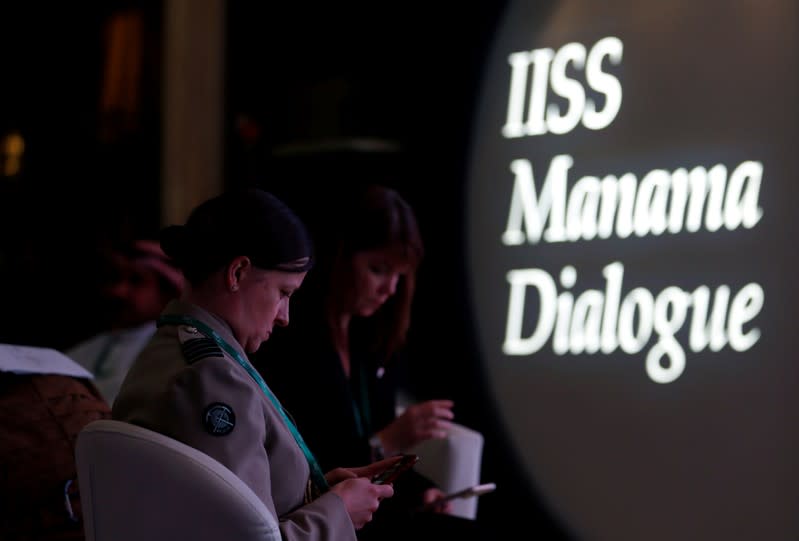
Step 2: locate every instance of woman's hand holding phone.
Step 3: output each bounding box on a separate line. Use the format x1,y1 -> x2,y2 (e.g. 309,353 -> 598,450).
421,487 -> 454,514
339,454 -> 415,485
371,453 -> 419,484
416,482 -> 497,513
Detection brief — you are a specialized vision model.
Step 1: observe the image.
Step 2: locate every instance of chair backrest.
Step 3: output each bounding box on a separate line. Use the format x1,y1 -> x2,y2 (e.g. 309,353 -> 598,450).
75,419 -> 281,541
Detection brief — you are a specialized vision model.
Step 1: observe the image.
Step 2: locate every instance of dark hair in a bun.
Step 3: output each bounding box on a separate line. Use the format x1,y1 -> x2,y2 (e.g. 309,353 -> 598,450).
159,188 -> 314,285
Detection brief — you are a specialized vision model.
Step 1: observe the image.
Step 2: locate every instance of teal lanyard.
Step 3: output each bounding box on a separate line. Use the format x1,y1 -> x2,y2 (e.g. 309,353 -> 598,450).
157,314 -> 329,493
351,360 -> 371,439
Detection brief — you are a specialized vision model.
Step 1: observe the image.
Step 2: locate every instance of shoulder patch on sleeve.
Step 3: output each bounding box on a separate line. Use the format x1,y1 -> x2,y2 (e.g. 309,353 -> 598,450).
181,337 -> 224,365
203,402 -> 236,436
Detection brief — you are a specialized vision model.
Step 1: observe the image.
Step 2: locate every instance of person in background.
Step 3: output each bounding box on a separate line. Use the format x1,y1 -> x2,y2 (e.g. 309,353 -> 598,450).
112,187 -> 397,541
0,344 -> 111,540
254,183 -> 481,541
65,239 -> 185,403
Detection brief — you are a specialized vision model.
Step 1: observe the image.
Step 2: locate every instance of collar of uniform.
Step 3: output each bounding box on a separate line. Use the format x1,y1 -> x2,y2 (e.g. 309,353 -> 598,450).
159,300 -> 248,363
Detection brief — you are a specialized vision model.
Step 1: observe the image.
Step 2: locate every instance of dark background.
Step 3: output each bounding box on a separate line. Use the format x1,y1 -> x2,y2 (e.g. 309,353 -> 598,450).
0,1 -> 572,538
3,3 -> 797,539
0,1 -> 164,347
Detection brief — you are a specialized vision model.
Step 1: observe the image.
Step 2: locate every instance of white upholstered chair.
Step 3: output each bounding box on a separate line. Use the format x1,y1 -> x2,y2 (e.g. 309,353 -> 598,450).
75,419 -> 280,541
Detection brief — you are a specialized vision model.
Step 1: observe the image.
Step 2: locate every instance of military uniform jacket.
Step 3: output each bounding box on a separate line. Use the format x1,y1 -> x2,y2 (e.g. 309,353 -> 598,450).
112,300 -> 355,541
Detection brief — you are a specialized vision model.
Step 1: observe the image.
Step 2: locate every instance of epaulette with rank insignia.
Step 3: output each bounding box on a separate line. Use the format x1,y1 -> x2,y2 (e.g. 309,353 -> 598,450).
182,337 -> 224,364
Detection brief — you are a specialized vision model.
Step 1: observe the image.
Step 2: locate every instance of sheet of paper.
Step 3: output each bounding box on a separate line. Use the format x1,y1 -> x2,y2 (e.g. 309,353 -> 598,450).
0,343 -> 94,378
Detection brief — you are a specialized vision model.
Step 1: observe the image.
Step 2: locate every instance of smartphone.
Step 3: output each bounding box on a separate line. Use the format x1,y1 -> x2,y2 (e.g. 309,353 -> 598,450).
418,482 -> 497,512
371,454 -> 419,485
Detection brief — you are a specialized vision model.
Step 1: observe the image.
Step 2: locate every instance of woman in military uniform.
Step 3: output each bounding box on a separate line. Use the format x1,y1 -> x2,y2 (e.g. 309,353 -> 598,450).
112,188 -> 397,541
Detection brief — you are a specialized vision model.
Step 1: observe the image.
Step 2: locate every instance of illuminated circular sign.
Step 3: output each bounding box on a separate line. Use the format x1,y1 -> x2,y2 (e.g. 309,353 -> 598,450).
466,1 -> 799,539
